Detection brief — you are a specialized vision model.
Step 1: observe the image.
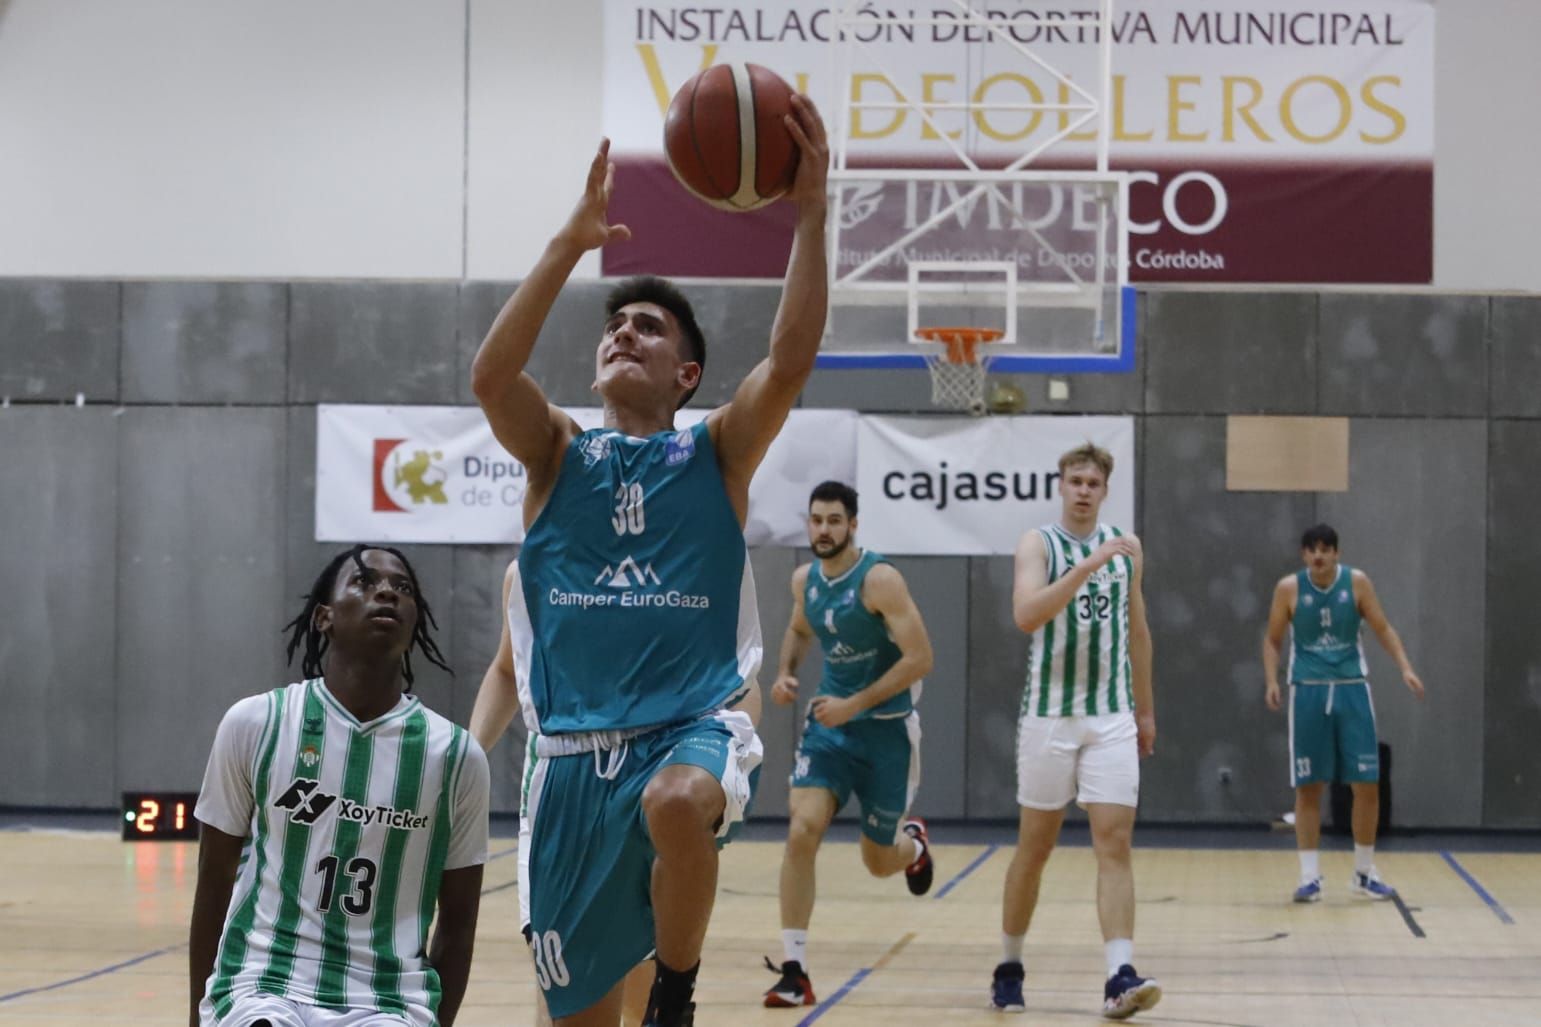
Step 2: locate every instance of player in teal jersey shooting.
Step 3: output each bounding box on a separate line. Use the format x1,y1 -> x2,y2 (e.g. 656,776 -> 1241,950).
188,545 -> 490,1027
1263,523 -> 1425,903
991,443 -> 1160,1021
469,97 -> 828,1027
761,481 -> 935,1009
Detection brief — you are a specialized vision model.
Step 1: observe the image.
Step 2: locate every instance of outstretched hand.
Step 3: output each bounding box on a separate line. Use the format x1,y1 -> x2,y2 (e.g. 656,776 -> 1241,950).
556,139 -> 633,252
782,94 -> 829,213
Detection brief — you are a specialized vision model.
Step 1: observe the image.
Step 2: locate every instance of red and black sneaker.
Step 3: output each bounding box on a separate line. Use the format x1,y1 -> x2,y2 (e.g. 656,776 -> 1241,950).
762,956 -> 816,1008
902,818 -> 934,896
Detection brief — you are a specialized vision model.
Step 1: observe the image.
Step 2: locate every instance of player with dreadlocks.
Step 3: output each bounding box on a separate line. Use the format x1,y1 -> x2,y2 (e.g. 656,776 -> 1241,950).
189,544 -> 490,1027
284,544 -> 453,691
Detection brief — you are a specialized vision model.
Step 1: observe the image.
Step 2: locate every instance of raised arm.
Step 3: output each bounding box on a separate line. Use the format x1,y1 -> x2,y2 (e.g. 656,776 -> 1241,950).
707,95 -> 830,512
810,564 -> 934,728
469,560 -> 521,753
1354,570 -> 1425,699
1126,540 -> 1155,757
470,141 -> 629,517
771,565 -> 815,706
1012,530 -> 1138,635
1262,576 -> 1295,712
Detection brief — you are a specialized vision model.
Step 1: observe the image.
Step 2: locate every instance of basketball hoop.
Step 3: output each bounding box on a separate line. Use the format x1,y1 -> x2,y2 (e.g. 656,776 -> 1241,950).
914,327 -> 1005,415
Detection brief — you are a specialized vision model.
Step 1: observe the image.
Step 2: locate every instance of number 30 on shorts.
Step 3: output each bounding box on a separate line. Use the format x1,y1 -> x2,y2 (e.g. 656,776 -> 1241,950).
530,930 -> 571,991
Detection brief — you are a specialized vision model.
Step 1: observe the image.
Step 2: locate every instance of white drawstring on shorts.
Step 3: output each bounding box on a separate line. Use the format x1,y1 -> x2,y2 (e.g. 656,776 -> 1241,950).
594,740 -> 630,780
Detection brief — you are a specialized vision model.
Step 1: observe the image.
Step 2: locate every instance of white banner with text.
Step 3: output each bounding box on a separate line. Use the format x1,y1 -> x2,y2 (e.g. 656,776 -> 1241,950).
856,416 -> 1136,555
315,405 -> 857,546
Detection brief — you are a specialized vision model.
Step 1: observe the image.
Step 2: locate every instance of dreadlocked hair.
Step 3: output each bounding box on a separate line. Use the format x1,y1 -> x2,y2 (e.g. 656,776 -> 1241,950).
283,544 -> 452,691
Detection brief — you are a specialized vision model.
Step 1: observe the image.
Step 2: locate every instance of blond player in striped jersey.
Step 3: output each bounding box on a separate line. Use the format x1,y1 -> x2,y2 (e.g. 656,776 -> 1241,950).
189,546 -> 490,1027
990,444 -> 1160,1021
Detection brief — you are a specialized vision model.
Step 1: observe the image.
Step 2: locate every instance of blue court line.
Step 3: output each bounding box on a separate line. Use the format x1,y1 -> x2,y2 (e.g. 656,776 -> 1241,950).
797,967 -> 871,1025
795,932 -> 914,1025
1440,851 -> 1516,924
488,843 -> 519,862
933,843 -> 999,900
0,942 -> 183,1004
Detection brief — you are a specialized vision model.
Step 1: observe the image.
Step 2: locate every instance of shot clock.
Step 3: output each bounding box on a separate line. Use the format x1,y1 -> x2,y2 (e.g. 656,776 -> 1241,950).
121,791 -> 200,841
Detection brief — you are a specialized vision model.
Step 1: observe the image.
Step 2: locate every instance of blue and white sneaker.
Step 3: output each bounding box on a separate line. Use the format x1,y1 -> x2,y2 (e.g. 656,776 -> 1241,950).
1351,868 -> 1397,900
1102,964 -> 1162,1020
1293,876 -> 1324,903
990,961 -> 1025,1012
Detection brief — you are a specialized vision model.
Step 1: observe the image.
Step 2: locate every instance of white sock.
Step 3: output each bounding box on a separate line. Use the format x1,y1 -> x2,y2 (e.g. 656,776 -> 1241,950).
1105,938 -> 1134,977
1002,932 -> 1024,964
782,929 -> 808,968
1354,844 -> 1375,875
1299,850 -> 1320,883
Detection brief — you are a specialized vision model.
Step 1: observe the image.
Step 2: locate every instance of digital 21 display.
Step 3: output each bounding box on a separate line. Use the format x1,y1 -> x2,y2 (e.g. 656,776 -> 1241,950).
121,792 -> 200,841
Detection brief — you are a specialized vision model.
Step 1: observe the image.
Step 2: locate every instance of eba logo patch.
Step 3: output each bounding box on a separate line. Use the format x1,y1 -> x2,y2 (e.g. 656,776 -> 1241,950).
1338,590 -> 1350,603
1302,594 -> 1314,607
665,428 -> 695,466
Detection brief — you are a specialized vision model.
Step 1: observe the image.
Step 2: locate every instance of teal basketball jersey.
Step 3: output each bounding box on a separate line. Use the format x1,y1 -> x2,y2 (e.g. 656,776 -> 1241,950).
513,422 -> 761,736
804,550 -> 914,720
1289,565 -> 1367,684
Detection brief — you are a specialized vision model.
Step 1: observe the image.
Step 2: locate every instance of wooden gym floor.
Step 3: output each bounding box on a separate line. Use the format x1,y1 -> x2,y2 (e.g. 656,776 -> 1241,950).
1,821 -> 1538,1026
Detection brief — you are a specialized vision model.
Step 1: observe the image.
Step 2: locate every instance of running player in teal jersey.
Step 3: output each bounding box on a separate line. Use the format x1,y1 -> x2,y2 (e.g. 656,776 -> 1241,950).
992,444 -> 1160,1021
762,482 -> 935,1009
1263,524 -> 1425,903
188,546 -> 490,1027
470,97 -> 829,1027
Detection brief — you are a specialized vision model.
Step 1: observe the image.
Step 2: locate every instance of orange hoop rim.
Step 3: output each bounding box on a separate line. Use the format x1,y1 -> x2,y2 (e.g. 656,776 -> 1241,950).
914,326 -> 1005,364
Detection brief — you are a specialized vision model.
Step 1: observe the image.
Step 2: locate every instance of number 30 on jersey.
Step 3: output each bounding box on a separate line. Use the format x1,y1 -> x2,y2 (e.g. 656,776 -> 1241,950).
612,483 -> 645,536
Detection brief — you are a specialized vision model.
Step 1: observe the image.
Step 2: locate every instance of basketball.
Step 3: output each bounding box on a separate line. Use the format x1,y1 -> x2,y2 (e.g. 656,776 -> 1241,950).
663,62 -> 800,212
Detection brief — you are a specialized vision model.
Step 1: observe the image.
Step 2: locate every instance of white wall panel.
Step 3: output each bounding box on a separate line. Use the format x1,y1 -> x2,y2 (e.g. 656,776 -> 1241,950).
0,0 -> 466,277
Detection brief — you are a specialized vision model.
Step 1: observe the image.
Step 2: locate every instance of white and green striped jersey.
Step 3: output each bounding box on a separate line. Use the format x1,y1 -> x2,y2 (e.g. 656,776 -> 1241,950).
1023,523 -> 1136,718
195,679 -> 489,1025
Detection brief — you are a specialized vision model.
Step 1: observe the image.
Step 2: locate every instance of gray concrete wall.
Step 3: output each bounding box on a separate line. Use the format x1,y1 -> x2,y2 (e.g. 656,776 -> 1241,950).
1,279 -> 1534,829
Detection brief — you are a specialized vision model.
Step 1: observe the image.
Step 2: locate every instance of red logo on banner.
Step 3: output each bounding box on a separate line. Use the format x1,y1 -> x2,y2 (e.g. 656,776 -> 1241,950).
372,439 -> 408,512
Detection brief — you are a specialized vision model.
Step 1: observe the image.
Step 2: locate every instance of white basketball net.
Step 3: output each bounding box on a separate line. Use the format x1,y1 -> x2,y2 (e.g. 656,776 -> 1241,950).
923,350 -> 994,415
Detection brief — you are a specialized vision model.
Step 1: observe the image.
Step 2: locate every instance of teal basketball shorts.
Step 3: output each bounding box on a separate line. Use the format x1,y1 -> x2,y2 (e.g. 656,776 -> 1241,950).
790,709 -> 921,844
523,710 -> 761,1019
1288,682 -> 1379,787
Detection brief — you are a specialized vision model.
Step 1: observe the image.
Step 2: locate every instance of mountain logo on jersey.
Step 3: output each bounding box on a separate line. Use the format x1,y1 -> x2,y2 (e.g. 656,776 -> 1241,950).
665,428 -> 695,466
1302,594 -> 1315,606
828,640 -> 872,664
273,778 -> 430,830
595,556 -> 662,588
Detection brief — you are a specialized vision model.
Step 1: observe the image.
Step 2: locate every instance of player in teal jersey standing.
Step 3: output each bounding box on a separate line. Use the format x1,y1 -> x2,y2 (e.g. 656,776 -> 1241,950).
1263,523 -> 1425,903
991,443 -> 1160,1021
188,546 -> 490,1027
761,481 -> 936,1009
469,96 -> 828,1027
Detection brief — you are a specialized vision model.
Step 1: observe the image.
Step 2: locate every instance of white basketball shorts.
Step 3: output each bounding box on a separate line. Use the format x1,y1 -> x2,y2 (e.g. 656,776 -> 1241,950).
1015,711 -> 1139,810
